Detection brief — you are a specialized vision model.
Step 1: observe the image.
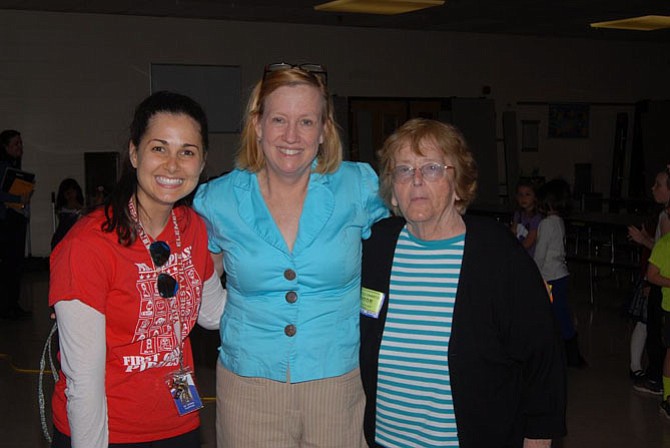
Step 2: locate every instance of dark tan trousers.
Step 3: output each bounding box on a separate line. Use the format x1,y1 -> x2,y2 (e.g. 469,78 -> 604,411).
216,362 -> 366,448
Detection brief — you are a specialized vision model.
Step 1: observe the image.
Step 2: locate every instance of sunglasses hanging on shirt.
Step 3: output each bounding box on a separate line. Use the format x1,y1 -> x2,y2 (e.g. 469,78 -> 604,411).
149,240 -> 179,298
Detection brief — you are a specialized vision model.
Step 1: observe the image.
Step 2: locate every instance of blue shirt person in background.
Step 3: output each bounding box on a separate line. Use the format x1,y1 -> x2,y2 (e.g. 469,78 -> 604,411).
194,63 -> 388,447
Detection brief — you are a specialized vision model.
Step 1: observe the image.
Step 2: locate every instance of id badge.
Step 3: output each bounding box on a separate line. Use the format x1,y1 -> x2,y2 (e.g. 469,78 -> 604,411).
165,368 -> 204,416
360,287 -> 385,319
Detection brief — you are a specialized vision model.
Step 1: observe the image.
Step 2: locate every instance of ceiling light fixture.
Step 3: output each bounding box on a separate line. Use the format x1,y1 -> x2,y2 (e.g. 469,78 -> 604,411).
314,0 -> 445,15
590,15 -> 670,31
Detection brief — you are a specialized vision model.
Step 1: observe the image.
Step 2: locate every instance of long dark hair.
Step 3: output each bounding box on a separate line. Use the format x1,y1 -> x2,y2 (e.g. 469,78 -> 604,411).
102,91 -> 209,246
55,178 -> 84,210
537,178 -> 572,216
0,129 -> 21,164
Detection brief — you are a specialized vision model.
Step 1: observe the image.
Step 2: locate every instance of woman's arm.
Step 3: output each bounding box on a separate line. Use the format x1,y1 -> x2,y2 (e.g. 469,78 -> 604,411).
0,164 -> 21,204
522,229 -> 538,250
358,162 -> 390,237
533,220 -> 549,272
55,300 -> 108,448
211,251 -> 224,278
197,272 -> 227,330
510,213 -> 519,233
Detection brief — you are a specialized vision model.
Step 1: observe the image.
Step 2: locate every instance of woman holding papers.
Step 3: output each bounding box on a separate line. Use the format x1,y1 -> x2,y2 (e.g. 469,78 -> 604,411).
0,129 -> 32,320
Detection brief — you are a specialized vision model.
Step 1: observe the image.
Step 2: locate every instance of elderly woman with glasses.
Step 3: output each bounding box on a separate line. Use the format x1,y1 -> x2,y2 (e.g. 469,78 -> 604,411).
360,118 -> 566,448
49,92 -> 226,448
193,63 -> 388,447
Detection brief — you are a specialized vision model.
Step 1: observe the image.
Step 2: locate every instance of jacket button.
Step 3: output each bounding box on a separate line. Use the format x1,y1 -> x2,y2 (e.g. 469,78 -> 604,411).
284,269 -> 296,281
285,291 -> 297,303
284,324 -> 297,337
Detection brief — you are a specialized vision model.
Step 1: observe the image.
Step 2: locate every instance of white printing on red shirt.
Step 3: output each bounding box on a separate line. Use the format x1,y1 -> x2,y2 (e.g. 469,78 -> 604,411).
125,247 -> 201,372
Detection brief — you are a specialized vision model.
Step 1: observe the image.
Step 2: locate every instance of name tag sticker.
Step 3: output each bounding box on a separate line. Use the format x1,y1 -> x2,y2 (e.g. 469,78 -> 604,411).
361,287 -> 385,319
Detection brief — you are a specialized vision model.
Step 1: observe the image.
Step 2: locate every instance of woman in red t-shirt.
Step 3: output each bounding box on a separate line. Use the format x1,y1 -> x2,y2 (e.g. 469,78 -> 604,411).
49,91 -> 225,448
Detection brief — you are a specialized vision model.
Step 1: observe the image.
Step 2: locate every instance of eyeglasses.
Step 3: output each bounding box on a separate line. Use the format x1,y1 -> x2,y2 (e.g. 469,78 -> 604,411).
263,62 -> 328,84
150,241 -> 179,298
391,163 -> 454,183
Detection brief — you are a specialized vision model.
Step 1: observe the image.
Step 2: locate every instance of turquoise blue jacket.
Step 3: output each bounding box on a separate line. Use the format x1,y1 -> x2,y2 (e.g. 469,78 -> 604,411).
194,162 -> 389,382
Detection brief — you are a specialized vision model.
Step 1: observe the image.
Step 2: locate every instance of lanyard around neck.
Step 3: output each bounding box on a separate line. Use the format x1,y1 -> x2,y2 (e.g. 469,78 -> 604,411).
128,199 -> 182,260
128,198 -> 186,369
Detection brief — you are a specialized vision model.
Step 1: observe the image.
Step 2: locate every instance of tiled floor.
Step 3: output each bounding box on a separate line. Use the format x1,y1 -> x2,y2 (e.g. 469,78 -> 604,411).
2,262 -> 670,447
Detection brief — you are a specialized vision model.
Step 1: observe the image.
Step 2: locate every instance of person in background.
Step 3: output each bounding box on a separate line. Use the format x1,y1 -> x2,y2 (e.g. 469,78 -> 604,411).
535,179 -> 586,368
510,179 -> 542,256
360,118 -> 566,448
647,206 -> 670,419
0,129 -> 32,320
626,169 -> 670,395
49,91 -> 226,448
194,62 -> 388,447
90,184 -> 110,207
51,178 -> 84,249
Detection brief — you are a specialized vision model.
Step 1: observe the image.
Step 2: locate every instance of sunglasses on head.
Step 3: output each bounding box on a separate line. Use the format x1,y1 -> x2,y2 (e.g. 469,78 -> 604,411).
263,62 -> 328,85
150,241 -> 179,299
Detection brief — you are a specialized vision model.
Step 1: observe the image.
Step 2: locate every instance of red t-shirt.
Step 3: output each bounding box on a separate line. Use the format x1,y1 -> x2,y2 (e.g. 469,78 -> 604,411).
49,206 -> 213,443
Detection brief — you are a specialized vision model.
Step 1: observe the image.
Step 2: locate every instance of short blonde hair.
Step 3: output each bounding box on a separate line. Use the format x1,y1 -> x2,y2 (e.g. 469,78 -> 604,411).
377,118 -> 478,215
236,68 -> 342,173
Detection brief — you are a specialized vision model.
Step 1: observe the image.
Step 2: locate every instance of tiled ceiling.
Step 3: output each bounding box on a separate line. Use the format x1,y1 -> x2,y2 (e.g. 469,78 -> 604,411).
2,0 -> 670,42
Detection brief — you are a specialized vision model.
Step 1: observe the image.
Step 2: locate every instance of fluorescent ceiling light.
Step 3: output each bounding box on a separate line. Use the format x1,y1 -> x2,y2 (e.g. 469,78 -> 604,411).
590,15 -> 670,31
314,0 -> 445,15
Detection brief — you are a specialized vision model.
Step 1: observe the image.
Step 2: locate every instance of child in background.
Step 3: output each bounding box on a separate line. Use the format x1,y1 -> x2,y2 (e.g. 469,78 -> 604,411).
627,169 -> 670,395
510,179 -> 542,256
50,178 -> 84,249
90,185 -> 110,207
646,218 -> 670,418
534,179 -> 586,368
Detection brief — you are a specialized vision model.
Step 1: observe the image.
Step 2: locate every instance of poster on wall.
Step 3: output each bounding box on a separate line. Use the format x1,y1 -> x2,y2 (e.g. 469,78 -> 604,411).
548,103 -> 589,138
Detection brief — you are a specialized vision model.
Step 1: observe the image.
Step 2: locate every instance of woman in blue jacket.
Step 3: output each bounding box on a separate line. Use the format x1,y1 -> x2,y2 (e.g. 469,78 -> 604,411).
194,63 -> 388,447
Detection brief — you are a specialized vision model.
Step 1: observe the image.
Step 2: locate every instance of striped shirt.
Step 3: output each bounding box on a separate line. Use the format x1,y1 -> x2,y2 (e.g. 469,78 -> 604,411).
375,227 -> 465,447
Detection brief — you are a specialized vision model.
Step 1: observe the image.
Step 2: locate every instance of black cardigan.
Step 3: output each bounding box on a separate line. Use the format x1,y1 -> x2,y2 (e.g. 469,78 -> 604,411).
360,215 -> 567,448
